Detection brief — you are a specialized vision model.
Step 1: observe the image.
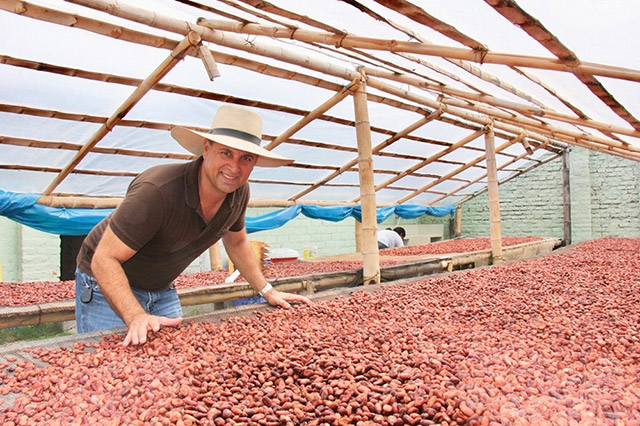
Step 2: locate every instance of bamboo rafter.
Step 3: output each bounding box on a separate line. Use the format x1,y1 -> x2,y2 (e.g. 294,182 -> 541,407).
2,2 -> 579,156
358,129 -> 485,203
290,108 -> 443,201
484,0 -> 640,132
0,0 -> 636,212
66,0 -> 640,83
337,0 -> 550,110
361,0 -> 635,144
197,17 -> 640,140
431,139 -> 557,206
3,47 -> 548,151
42,31 -> 204,195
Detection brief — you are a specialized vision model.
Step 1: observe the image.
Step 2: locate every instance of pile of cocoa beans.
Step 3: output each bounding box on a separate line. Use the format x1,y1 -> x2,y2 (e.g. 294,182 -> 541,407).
0,238 -> 541,307
1,237 -> 638,424
381,237 -> 542,256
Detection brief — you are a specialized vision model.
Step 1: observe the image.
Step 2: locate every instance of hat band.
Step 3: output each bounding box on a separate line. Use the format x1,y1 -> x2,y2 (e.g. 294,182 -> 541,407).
209,128 -> 261,146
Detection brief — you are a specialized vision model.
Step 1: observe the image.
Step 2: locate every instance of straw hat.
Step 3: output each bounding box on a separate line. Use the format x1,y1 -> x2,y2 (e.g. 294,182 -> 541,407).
171,105 -> 293,167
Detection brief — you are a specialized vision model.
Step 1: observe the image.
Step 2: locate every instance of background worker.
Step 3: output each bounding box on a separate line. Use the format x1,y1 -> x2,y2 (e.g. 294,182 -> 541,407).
378,226 -> 406,249
75,105 -> 311,346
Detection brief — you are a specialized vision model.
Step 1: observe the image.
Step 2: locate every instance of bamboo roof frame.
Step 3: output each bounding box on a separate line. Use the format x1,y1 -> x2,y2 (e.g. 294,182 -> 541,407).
0,0 -> 637,210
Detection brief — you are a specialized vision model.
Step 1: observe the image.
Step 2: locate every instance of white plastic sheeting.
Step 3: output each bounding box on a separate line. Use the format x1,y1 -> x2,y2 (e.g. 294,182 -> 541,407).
0,0 -> 638,204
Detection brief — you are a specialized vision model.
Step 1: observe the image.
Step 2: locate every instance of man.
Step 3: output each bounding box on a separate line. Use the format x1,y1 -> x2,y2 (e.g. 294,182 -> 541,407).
377,226 -> 406,249
75,105 -> 311,346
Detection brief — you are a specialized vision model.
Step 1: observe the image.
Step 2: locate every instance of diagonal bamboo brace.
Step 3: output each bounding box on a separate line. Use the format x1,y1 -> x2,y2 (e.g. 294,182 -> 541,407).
42,31 -> 203,196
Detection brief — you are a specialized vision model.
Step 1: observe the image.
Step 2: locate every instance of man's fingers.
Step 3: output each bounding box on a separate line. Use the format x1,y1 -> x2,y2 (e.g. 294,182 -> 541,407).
162,316 -> 184,327
123,315 -> 182,347
292,294 -> 313,305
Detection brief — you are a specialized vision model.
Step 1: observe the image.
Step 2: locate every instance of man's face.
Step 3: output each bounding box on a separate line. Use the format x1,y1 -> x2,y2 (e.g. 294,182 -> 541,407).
201,141 -> 258,196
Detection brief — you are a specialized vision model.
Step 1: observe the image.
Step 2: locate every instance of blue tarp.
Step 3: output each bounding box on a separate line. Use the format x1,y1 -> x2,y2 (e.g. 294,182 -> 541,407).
0,190 -> 456,235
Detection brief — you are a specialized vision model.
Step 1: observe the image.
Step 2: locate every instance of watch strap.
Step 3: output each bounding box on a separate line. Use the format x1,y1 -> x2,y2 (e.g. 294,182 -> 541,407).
258,282 -> 273,297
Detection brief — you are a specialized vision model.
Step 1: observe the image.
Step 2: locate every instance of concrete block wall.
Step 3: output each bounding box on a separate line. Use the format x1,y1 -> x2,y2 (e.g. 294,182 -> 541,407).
569,148 -> 593,243
462,157 -> 564,239
0,217 -> 60,282
246,208 -> 357,258
461,147 -> 639,242
589,150 -> 640,239
21,226 -> 60,282
0,217 -> 21,282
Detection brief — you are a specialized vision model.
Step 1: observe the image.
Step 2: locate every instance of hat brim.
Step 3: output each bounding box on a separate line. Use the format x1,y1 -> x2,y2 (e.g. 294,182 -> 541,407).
171,127 -> 293,167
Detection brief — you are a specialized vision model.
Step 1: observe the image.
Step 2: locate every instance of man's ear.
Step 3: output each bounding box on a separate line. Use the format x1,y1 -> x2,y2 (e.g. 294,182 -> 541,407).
202,140 -> 212,157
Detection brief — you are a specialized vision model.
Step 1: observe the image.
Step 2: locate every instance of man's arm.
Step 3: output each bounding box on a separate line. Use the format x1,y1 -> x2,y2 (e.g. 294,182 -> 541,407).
91,225 -> 182,346
222,228 -> 312,308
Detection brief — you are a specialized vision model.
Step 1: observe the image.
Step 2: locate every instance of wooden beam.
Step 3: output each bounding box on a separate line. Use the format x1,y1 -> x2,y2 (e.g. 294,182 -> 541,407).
352,72 -> 380,285
42,31 -> 203,195
263,80 -> 358,151
382,129 -> 484,204
562,150 -> 572,246
194,15 -> 640,82
290,108 -> 442,201
484,123 -> 503,264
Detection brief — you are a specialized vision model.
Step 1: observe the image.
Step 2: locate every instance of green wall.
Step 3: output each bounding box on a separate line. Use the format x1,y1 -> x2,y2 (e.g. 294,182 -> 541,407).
461,147 -> 640,242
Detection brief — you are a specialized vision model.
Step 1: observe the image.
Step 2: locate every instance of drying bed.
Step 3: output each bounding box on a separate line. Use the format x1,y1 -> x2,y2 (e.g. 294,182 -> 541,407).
0,237 -> 638,424
0,237 -> 541,307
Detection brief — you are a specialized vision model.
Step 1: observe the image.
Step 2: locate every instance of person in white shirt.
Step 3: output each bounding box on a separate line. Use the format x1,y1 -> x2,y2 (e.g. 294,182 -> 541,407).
377,227 -> 406,249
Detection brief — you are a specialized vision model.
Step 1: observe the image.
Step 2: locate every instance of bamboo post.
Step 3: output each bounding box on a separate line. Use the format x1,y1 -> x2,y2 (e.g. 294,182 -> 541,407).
292,108 -> 442,201
352,70 -> 379,285
484,122 -> 503,264
355,219 -> 363,252
454,206 -> 462,238
42,31 -> 203,195
209,242 -> 222,270
562,149 -> 571,246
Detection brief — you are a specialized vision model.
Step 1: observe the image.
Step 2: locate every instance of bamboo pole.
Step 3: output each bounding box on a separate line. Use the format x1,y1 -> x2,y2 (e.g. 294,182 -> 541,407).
58,0 -> 638,154
454,206 -> 462,238
352,71 -> 379,285
7,1 -> 629,156
36,195 -> 394,209
368,129 -> 484,204
395,133 -> 522,204
209,242 -> 222,270
362,66 -> 640,139
0,135 -> 194,160
485,0 -> 640,131
42,31 -> 203,195
195,16 -> 640,82
484,123 -> 503,264
291,108 -> 442,201
204,9 -> 640,136
263,80 -> 358,151
562,150 -> 572,246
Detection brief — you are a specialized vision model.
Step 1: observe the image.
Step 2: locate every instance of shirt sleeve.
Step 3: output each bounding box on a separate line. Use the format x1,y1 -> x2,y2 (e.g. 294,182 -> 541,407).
109,180 -> 165,251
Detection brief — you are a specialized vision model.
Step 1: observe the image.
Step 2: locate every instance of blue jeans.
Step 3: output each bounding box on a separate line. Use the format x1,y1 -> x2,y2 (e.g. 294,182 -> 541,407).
75,267 -> 183,333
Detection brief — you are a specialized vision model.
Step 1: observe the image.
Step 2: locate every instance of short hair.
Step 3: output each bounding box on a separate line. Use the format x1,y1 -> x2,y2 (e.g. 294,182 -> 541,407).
393,226 -> 406,239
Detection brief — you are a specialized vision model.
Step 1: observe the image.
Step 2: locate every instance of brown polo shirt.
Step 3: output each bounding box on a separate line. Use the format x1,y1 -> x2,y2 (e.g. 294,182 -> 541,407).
76,157 -> 249,290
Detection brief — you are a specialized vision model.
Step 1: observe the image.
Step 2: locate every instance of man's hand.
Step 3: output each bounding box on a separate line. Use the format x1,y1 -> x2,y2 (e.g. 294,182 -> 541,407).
263,289 -> 312,309
122,313 -> 183,347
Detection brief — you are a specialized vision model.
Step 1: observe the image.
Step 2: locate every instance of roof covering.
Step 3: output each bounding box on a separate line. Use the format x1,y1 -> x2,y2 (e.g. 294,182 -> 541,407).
1,0 -> 639,208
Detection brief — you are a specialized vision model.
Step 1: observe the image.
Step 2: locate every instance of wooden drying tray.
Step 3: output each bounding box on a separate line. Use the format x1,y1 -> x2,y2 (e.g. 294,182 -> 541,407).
0,238 -> 561,330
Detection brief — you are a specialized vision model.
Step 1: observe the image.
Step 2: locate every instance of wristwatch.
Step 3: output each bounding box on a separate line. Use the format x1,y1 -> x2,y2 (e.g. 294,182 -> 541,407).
258,282 -> 273,297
